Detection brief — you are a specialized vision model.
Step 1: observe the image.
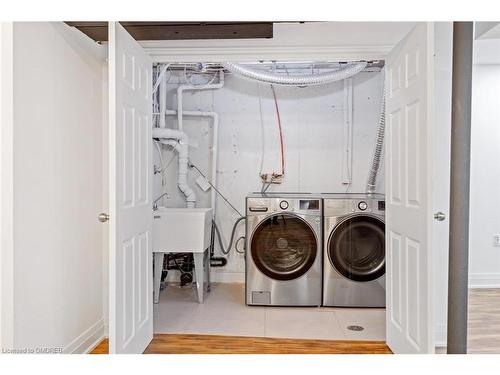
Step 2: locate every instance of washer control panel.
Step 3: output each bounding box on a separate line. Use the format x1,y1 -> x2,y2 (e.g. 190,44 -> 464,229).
247,196 -> 322,215
299,199 -> 320,210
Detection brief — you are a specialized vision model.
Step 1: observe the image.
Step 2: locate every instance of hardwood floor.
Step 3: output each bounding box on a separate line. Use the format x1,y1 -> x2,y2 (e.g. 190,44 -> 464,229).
90,334 -> 391,354
436,288 -> 500,354
467,288 -> 500,354
90,340 -> 109,354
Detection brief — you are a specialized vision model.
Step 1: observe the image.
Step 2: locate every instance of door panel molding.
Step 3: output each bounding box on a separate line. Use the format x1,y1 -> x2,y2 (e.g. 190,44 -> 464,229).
385,23 -> 435,354
109,21 -> 153,354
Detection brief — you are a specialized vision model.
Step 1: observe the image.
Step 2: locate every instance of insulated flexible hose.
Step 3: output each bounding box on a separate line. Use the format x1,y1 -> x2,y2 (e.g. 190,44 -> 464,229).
221,61 -> 367,86
213,217 -> 246,255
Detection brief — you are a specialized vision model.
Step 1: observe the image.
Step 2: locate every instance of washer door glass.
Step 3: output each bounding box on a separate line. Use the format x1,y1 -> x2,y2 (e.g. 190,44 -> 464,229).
251,214 -> 317,281
328,215 -> 385,282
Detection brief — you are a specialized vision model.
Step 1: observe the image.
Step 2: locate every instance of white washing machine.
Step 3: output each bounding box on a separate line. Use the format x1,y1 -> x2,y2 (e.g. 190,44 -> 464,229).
246,193 -> 322,306
323,194 -> 386,307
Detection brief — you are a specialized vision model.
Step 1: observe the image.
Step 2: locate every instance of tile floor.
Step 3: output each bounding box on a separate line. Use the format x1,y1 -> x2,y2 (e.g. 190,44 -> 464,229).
154,283 -> 386,341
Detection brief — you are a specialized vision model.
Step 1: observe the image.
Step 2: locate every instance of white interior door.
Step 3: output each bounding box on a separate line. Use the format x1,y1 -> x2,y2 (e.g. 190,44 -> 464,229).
109,22 -> 153,354
385,23 -> 435,354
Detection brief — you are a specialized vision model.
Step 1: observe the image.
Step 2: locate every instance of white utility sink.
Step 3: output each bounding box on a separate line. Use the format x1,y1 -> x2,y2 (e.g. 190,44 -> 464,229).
153,207 -> 213,253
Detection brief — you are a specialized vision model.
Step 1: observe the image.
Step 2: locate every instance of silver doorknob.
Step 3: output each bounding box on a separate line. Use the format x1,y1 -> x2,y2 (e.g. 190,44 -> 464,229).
98,213 -> 109,223
434,212 -> 446,221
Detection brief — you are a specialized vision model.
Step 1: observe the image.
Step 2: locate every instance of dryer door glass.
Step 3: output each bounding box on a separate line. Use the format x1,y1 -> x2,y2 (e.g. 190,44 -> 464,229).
328,215 -> 385,282
251,214 -> 317,281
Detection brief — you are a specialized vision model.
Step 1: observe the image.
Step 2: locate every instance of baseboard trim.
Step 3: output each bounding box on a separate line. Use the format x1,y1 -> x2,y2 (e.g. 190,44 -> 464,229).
103,318 -> 109,338
63,319 -> 105,354
435,324 -> 447,348
469,273 -> 500,288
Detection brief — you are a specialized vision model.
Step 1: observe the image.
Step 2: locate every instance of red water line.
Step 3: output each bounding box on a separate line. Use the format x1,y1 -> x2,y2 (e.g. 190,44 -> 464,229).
271,85 -> 285,176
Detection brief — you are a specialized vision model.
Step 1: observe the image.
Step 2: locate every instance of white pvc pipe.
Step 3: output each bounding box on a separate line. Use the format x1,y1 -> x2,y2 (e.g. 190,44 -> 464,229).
177,71 -> 224,132
164,110 -> 219,215
153,127 -> 196,208
154,70 -> 224,211
159,70 -> 167,128
152,63 -> 170,95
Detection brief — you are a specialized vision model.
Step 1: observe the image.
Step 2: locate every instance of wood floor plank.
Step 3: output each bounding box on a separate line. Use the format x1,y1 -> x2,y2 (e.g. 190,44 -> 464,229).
467,288 -> 500,354
90,339 -> 109,354
90,334 -> 391,354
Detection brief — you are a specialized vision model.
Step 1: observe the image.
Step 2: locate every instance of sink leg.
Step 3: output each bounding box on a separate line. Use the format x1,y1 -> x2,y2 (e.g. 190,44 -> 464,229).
193,252 -> 205,303
153,252 -> 165,304
205,250 -> 211,293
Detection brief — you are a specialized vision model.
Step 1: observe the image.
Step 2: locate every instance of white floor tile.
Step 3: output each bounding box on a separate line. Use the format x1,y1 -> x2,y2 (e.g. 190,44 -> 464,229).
153,284 -> 203,333
333,308 -> 386,341
264,307 -> 346,340
186,306 -> 266,337
153,283 -> 386,341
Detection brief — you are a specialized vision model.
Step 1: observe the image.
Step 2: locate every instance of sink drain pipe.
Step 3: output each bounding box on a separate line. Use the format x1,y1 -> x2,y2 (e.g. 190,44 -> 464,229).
153,127 -> 197,208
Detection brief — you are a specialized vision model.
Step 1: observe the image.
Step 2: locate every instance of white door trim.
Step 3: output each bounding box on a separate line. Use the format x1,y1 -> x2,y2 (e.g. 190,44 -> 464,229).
0,21 -> 15,350
140,22 -> 417,63
144,44 -> 394,63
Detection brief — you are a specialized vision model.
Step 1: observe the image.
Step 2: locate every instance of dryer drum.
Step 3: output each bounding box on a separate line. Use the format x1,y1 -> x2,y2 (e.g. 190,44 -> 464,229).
251,214 -> 317,281
328,215 -> 385,282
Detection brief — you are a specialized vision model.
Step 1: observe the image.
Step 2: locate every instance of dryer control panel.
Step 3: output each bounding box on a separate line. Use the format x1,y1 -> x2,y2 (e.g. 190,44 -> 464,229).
323,195 -> 385,217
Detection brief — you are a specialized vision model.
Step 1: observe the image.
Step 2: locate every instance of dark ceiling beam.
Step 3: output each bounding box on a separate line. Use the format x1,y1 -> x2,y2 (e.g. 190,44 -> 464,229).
65,22 -> 274,42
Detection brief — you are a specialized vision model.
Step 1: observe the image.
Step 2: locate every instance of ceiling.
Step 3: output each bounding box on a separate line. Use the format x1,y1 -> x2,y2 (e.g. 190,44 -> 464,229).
475,22 -> 500,40
65,22 -> 274,42
64,21 -> 417,63
140,22 -> 416,62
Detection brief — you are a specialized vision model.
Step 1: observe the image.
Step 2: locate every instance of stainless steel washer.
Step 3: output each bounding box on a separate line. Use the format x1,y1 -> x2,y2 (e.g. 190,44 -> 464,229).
246,193 -> 322,306
323,194 -> 386,307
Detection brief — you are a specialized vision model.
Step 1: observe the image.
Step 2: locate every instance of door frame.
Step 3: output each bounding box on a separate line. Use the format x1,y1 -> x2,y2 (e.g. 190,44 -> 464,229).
0,21 -> 15,350
109,21 -> 446,353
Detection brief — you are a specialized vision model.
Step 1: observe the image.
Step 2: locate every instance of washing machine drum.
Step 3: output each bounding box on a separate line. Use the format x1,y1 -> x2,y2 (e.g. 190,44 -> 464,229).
328,215 -> 385,282
251,214 -> 317,281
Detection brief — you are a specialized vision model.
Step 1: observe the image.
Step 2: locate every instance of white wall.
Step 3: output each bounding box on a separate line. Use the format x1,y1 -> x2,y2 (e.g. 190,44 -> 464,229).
469,63 -> 500,288
9,22 -> 107,353
154,69 -> 383,283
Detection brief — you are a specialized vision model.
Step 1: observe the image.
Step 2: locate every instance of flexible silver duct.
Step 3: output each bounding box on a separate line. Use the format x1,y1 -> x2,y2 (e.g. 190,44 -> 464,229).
221,61 -> 368,86
366,84 -> 386,194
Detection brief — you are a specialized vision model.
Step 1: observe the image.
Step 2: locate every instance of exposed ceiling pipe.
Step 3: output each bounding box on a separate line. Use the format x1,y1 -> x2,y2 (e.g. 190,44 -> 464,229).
177,71 -> 225,132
